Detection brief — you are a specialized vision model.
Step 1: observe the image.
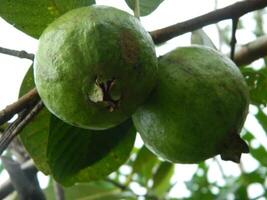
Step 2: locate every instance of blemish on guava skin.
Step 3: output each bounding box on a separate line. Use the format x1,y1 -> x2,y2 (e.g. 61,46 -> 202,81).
88,77 -> 122,112
120,30 -> 139,65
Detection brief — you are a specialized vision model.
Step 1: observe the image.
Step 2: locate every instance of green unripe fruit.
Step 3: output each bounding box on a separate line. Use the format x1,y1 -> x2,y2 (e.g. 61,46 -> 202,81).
34,5 -> 157,130
133,46 -> 249,163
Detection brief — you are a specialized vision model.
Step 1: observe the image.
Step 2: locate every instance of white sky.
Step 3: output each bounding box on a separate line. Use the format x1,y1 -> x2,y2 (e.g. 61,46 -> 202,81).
0,0 -> 266,199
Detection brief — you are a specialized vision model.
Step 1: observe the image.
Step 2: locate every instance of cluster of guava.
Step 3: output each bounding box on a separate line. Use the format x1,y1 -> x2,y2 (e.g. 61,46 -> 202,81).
34,5 -> 250,164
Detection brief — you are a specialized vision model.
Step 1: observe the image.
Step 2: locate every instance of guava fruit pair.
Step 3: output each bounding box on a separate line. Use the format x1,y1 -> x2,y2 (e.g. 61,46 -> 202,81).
34,5 -> 249,163
34,5 -> 157,130
133,46 -> 250,163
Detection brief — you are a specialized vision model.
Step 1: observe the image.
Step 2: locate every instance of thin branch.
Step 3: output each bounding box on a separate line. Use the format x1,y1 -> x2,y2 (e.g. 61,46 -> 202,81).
0,100 -> 44,156
106,178 -> 159,200
213,157 -> 226,179
230,18 -> 239,60
238,160 -> 245,173
53,180 -> 65,200
0,46 -> 34,61
105,178 -> 128,191
0,110 -> 29,155
151,0 -> 267,44
234,35 -> 267,66
0,88 -> 39,126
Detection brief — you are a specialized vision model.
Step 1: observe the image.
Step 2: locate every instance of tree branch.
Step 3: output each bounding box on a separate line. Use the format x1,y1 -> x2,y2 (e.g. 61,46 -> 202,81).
151,0 -> 267,44
0,46 -> 34,61
234,35 -> 267,66
0,160 -> 38,199
0,100 -> 44,156
0,88 -> 39,126
1,157 -> 45,200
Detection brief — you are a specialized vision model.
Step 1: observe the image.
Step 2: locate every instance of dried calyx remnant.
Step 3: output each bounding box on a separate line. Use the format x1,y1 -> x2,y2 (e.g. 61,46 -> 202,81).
88,77 -> 122,112
219,130 -> 249,163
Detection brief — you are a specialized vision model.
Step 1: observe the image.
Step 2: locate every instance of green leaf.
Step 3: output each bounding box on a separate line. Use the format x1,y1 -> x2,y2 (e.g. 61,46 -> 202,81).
250,145 -> 267,167
19,67 -> 51,174
151,162 -> 174,197
242,171 -> 264,184
185,166 -> 216,200
45,179 -> 136,200
191,29 -> 217,49
132,146 -> 159,186
47,116 -> 136,186
235,186 -> 248,199
243,131 -> 254,143
73,191 -> 136,200
256,109 -> 267,133
125,0 -> 164,16
0,0 -> 95,38
241,67 -> 267,106
216,177 -> 241,200
185,163 -> 211,194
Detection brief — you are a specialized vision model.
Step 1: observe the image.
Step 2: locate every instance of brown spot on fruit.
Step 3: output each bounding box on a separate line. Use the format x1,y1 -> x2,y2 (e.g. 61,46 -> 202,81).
120,30 -> 139,65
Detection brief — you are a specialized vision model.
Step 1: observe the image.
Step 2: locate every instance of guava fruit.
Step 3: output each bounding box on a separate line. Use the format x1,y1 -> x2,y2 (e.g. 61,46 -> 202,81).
34,5 -> 157,130
133,46 -> 250,163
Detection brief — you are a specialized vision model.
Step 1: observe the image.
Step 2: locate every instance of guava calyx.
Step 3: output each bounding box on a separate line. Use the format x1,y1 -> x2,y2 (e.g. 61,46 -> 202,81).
219,131 -> 249,163
88,77 -> 122,112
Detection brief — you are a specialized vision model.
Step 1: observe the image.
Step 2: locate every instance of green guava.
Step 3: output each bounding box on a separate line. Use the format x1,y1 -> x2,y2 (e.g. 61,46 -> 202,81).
133,46 -> 250,163
34,5 -> 157,130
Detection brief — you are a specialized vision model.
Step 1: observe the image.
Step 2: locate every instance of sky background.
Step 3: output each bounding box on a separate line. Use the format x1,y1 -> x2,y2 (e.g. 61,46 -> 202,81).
0,0 -> 266,198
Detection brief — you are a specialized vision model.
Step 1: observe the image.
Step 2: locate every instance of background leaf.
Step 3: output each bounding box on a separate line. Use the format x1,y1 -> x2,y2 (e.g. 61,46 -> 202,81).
151,162 -> 174,197
191,29 -> 217,49
0,0 -> 95,38
47,116 -> 136,186
45,178 -> 136,200
255,109 -> 267,132
241,67 -> 267,106
125,0 -> 164,16
251,145 -> 267,167
131,146 -> 159,186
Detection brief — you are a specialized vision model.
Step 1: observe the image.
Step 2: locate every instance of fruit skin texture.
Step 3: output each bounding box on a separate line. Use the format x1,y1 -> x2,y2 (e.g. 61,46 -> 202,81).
34,5 -> 157,130
133,46 -> 249,163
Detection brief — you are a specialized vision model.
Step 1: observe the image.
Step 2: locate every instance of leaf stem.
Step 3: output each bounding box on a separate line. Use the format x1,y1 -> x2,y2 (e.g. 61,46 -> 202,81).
134,0 -> 140,19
